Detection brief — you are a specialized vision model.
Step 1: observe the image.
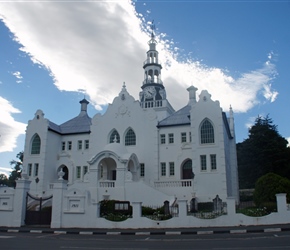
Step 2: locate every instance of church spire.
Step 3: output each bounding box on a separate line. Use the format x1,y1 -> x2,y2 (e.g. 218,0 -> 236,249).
143,20 -> 162,86
139,21 -> 174,117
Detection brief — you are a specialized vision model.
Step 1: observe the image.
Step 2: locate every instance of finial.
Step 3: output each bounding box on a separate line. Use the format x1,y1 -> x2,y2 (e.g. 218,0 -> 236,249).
150,20 -> 155,38
229,105 -> 233,117
122,82 -> 126,90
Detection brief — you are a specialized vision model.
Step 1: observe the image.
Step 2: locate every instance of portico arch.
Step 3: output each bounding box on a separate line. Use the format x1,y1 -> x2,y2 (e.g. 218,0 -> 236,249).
127,153 -> 140,181
88,148 -> 140,182
99,157 -> 117,181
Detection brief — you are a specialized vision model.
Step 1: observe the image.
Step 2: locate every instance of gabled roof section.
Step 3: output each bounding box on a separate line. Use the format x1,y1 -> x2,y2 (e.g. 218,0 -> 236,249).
48,113 -> 92,135
59,112 -> 91,134
157,105 -> 191,128
48,98 -> 92,135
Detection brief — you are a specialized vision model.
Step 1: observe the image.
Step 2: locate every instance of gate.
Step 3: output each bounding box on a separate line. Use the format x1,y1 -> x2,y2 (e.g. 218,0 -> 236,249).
25,193 -> 53,225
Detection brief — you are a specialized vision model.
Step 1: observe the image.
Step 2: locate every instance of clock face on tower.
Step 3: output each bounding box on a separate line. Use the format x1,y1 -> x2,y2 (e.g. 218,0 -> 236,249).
144,86 -> 156,99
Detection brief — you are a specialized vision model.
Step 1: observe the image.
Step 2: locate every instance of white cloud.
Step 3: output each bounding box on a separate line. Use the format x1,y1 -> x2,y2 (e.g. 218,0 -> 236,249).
0,96 -> 26,153
12,71 -> 23,83
0,1 -> 278,113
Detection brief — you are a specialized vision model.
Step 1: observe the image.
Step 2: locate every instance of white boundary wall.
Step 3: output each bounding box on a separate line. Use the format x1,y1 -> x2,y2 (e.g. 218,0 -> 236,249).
0,180 -> 289,229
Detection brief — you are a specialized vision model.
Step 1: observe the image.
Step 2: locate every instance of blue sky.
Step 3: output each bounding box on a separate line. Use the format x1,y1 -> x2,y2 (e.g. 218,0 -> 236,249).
0,1 -> 289,176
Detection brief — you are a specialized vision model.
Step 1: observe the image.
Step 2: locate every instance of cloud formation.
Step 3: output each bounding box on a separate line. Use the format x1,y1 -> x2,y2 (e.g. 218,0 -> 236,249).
0,97 -> 26,152
12,71 -> 23,83
0,1 -> 279,151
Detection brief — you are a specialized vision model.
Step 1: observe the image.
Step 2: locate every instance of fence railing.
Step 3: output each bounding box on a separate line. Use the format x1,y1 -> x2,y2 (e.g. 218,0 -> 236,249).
154,180 -> 192,188
99,181 -> 115,188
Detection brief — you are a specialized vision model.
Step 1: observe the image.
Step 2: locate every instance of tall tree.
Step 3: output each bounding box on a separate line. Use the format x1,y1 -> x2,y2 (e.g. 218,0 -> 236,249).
237,115 -> 290,189
8,151 -> 23,187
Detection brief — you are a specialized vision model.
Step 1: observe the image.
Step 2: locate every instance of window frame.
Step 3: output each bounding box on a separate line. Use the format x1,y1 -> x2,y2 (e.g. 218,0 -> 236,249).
181,132 -> 187,143
160,134 -> 166,144
76,166 -> 81,179
31,134 -> 41,154
210,154 -> 217,170
28,164 -> 32,176
85,140 -> 89,149
168,133 -> 174,144
169,162 -> 175,176
110,129 -> 120,143
67,141 -> 72,150
140,163 -> 145,177
200,155 -> 207,171
125,128 -> 136,146
34,163 -> 39,176
200,119 -> 215,144
78,140 -> 82,150
161,162 -> 166,176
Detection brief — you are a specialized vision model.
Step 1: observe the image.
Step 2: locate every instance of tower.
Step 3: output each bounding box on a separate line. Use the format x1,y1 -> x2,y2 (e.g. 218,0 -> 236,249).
139,22 -> 174,120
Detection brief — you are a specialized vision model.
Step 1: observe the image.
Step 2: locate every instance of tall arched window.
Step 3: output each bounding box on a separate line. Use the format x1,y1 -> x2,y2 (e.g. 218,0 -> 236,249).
31,134 -> 41,154
125,128 -> 136,146
182,159 -> 193,179
200,119 -> 214,144
109,129 -> 120,143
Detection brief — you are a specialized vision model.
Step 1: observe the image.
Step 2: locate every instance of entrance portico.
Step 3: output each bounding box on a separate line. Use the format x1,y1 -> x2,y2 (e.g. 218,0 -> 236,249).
88,143 -> 140,188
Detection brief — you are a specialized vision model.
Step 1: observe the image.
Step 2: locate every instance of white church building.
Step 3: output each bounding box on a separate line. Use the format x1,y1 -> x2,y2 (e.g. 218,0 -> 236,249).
21,31 -> 239,211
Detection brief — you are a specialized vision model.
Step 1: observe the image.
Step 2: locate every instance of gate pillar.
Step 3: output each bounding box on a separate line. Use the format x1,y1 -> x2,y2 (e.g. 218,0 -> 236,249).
51,180 -> 67,228
12,179 -> 31,227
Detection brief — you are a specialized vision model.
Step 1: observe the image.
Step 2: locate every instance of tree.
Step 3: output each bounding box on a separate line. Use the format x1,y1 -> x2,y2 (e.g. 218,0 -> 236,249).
237,115 -> 290,189
0,174 -> 9,186
8,151 -> 23,187
253,173 -> 290,206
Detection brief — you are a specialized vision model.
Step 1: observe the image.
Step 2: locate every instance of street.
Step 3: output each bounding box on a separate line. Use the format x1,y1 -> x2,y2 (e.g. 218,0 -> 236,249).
1,231 -> 290,249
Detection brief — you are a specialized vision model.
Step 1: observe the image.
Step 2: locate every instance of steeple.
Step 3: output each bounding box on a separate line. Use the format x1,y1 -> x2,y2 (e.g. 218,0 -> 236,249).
139,21 -> 174,119
142,20 -> 162,86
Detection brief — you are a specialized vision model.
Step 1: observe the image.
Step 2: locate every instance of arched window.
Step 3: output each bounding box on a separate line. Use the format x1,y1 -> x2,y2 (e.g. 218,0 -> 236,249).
31,134 -> 41,154
109,129 -> 120,143
182,159 -> 193,179
125,128 -> 136,146
200,119 -> 214,144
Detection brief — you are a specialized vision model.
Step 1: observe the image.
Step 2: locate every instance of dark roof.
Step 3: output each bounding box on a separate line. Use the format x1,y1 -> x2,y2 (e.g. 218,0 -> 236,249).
158,105 -> 191,128
48,112 -> 91,135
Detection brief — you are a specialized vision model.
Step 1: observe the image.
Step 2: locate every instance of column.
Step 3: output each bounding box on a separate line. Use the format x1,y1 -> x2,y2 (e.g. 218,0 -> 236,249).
178,200 -> 188,218
226,197 -> 236,216
50,180 -> 67,228
132,202 -> 142,218
276,193 -> 287,214
12,179 -> 31,227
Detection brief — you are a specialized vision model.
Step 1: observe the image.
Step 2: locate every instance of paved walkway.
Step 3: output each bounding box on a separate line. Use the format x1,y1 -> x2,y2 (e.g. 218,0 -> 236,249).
1,224 -> 290,235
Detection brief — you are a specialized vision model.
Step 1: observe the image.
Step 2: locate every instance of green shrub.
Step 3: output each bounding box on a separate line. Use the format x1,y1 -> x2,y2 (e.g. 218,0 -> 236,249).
253,173 -> 290,207
141,205 -> 172,221
142,206 -> 155,215
99,200 -> 115,215
197,202 -> 214,212
99,200 -> 132,217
